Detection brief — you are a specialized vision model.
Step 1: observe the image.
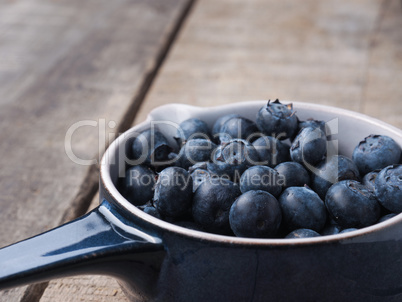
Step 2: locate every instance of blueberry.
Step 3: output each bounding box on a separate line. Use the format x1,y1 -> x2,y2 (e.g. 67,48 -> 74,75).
290,127 -> 327,167
275,161 -> 310,189
362,169 -> 381,192
218,116 -> 260,144
229,190 -> 282,238
174,220 -> 204,231
252,136 -> 290,167
131,129 -> 173,167
176,138 -> 217,170
298,118 -> 327,135
143,205 -> 163,219
378,213 -> 397,223
212,113 -> 241,143
352,135 -> 402,175
167,152 -> 178,161
374,164 -> 402,213
256,99 -> 298,140
325,180 -> 381,228
285,229 -> 321,239
278,186 -> 327,232
339,228 -> 358,234
120,165 -> 156,206
192,178 -> 241,234
207,139 -> 260,180
188,161 -> 209,173
174,118 -> 211,146
239,165 -> 283,197
190,167 -> 213,192
154,167 -> 193,219
312,155 -> 360,199
320,224 -> 342,236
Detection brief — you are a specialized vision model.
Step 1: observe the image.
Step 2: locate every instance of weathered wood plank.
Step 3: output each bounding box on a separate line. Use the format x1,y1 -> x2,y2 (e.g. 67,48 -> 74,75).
0,0 -> 192,301
41,276 -> 128,302
361,0 -> 402,128
135,0 -> 401,129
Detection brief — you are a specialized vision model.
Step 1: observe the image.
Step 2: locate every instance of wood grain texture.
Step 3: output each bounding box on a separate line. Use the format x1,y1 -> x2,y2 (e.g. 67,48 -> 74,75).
0,0 -> 191,301
41,276 -> 128,302
360,0 -> 402,128
135,0 -> 401,129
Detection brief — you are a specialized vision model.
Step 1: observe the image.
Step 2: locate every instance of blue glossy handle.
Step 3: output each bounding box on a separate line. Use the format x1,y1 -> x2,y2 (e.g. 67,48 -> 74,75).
0,200 -> 163,289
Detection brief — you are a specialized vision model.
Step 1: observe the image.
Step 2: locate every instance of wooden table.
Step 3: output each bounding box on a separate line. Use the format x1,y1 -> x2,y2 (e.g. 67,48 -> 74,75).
0,0 -> 401,301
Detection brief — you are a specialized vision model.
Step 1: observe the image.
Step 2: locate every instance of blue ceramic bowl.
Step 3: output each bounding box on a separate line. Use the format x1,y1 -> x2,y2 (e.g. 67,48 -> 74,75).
1,101 -> 402,302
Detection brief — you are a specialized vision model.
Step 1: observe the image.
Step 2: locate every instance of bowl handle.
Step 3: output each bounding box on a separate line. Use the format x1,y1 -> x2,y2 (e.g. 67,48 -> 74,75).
0,199 -> 164,290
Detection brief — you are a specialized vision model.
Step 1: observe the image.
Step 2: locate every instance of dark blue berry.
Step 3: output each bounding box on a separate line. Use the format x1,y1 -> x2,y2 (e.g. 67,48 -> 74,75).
312,155 -> 360,199
285,229 -> 321,239
174,118 -> 211,146
120,165 -> 156,206
374,164 -> 402,213
352,135 -> 401,175
229,190 -> 282,238
252,136 -> 290,167
339,228 -> 358,234
154,167 -> 193,219
131,129 -> 172,167
239,165 -> 282,197
212,113 -> 241,142
174,220 -> 204,231
207,139 -> 260,180
290,127 -> 327,167
143,205 -> 162,219
325,180 -> 381,228
192,178 -> 241,234
188,161 -> 209,172
176,139 -> 217,170
362,169 -> 381,192
320,224 -> 342,236
378,213 -> 397,223
190,167 -> 213,192
278,186 -> 327,232
167,152 -> 178,161
298,118 -> 327,135
218,116 -> 260,144
256,99 -> 298,140
275,161 -> 310,189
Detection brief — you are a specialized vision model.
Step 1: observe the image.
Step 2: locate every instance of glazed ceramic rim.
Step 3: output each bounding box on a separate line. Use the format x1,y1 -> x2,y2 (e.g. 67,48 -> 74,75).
100,100 -> 402,246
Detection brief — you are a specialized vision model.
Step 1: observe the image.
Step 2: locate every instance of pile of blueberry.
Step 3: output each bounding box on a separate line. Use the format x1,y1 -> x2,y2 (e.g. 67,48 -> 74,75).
119,100 -> 402,239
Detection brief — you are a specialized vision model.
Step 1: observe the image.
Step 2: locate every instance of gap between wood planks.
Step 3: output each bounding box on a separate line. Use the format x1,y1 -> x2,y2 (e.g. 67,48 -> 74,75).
20,0 -> 197,301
